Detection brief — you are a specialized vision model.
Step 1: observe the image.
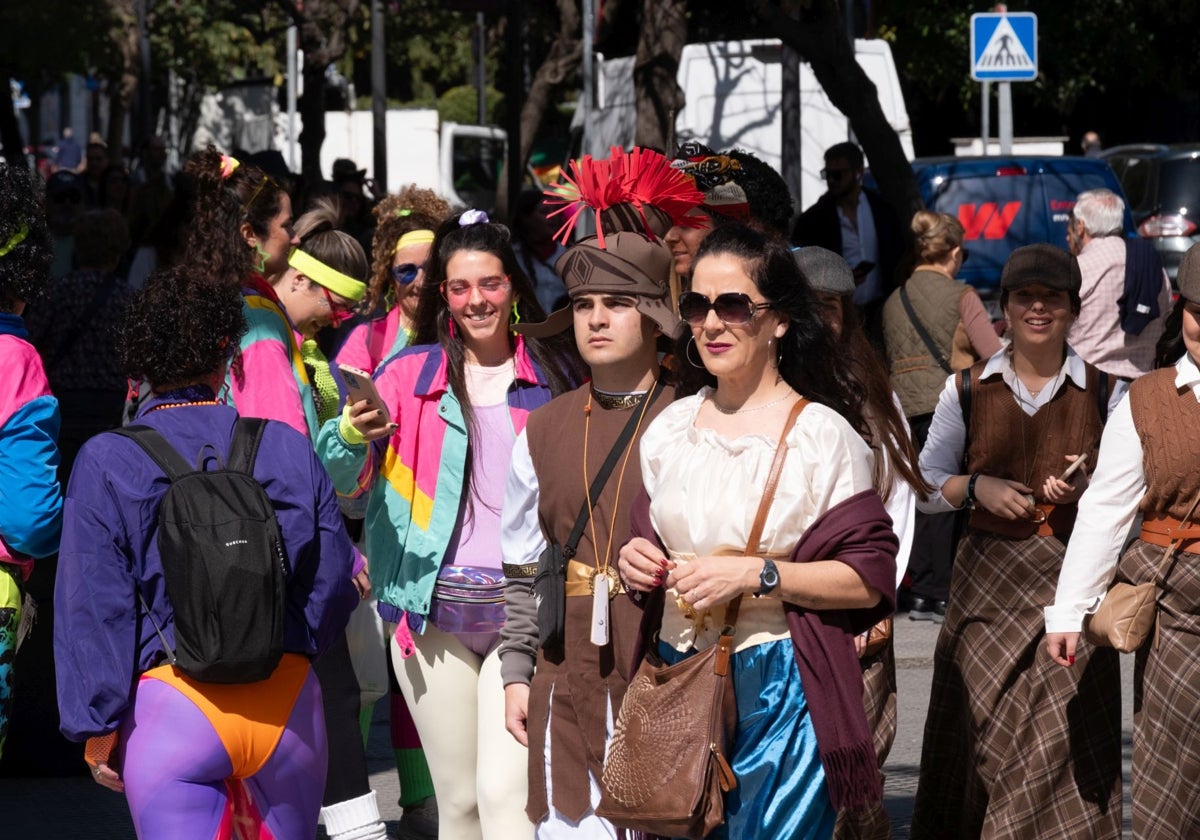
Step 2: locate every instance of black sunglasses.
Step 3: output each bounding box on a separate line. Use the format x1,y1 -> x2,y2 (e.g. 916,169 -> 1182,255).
391,262 -> 425,286
678,291 -> 772,327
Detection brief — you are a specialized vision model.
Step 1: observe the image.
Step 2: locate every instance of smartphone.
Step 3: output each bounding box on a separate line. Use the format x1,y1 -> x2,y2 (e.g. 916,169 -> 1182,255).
1060,454 -> 1088,481
338,364 -> 391,424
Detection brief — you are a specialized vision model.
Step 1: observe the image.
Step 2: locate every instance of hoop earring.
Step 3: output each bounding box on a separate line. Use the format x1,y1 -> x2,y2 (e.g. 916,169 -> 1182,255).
448,315 -> 458,340
685,336 -> 706,369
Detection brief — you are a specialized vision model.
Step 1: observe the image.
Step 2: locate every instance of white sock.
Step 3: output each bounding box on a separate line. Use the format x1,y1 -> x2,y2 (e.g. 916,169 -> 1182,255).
320,790 -> 388,840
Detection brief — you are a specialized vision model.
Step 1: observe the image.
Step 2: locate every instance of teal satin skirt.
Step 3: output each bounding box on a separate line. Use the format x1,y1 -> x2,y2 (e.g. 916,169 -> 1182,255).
659,637 -> 835,839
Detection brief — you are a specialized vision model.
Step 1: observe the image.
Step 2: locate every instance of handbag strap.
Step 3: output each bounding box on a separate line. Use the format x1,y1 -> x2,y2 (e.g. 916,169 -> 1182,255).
563,380 -> 666,559
722,397 -> 810,631
900,285 -> 952,375
1153,490 -> 1200,586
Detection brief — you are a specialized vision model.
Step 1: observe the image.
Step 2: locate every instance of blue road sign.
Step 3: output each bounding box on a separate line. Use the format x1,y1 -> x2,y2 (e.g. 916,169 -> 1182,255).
971,12 -> 1038,82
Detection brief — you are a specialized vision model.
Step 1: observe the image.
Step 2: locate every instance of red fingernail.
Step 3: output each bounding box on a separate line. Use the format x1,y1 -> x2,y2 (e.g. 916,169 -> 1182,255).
1068,655 -> 1075,665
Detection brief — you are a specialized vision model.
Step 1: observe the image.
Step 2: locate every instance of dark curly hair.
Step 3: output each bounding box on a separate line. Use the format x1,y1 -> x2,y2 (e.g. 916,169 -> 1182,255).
0,162 -> 54,311
118,265 -> 247,388
678,223 -> 869,437
181,147 -> 288,288
364,187 -> 451,314
671,142 -> 793,235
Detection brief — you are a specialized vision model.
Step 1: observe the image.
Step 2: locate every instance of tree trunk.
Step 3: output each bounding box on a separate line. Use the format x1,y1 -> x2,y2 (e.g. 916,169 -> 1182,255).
299,60 -> 327,183
516,0 -> 581,171
0,84 -> 26,168
108,0 -> 140,165
633,0 -> 686,151
755,0 -> 922,225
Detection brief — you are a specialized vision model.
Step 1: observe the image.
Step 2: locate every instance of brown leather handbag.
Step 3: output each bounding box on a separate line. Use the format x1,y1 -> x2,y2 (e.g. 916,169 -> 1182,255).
1084,494 -> 1200,652
597,399 -> 808,839
862,616 -> 893,658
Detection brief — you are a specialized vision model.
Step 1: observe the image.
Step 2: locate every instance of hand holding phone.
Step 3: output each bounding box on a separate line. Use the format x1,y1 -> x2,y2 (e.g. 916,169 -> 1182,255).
338,364 -> 391,425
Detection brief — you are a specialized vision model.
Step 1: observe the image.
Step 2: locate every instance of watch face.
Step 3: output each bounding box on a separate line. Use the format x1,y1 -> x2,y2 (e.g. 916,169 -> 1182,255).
760,560 -> 780,590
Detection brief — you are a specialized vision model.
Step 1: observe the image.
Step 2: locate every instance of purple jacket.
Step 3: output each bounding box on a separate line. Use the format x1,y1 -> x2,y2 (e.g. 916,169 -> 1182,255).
54,393 -> 359,741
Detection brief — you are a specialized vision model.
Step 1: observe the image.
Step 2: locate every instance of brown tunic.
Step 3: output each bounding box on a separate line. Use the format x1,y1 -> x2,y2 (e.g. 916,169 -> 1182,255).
523,382 -> 673,823
1130,367 -> 1200,519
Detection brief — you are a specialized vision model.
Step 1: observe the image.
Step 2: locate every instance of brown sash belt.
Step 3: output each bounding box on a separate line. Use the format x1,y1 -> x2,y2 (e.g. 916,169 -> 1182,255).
1140,513 -> 1200,555
969,503 -> 1076,539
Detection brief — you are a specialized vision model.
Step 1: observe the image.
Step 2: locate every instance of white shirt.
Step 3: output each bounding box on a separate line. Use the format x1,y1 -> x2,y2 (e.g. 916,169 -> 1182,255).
500,430 -> 546,573
917,345 -> 1127,514
1045,354 -> 1200,634
840,192 -> 881,306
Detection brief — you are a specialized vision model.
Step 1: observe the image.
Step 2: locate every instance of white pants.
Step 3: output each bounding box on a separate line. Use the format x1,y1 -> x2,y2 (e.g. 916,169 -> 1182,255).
390,621 -> 533,840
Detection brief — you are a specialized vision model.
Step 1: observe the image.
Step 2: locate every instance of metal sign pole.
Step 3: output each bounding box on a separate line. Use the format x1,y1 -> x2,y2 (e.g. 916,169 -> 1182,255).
287,25 -> 298,173
998,81 -> 1012,155
981,80 -> 990,156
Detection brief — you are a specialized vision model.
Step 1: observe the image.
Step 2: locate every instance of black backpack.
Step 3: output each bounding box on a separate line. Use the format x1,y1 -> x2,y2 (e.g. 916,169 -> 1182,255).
116,417 -> 289,684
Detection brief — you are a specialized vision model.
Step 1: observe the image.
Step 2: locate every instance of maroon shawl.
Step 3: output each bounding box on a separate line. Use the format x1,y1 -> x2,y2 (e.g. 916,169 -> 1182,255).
627,488 -> 897,812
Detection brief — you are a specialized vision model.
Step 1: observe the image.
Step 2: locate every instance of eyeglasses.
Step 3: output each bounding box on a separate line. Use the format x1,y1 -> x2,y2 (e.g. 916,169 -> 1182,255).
678,291 -> 772,327
820,167 -> 852,181
319,285 -> 354,325
441,276 -> 511,300
391,262 -> 425,286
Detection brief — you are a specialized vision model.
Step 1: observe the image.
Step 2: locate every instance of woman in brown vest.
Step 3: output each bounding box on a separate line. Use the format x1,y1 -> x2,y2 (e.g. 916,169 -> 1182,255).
910,244 -> 1122,839
882,210 -> 1001,621
1046,243 -> 1200,839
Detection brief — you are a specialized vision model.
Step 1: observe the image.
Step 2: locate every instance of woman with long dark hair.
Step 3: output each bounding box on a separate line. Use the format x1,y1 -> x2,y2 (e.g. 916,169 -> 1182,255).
619,224 -> 897,838
319,210 -> 581,839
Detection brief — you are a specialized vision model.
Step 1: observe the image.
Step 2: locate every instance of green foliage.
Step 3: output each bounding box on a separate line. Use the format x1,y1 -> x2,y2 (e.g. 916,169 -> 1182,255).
148,2 -> 282,86
0,0 -> 121,84
437,85 -> 504,125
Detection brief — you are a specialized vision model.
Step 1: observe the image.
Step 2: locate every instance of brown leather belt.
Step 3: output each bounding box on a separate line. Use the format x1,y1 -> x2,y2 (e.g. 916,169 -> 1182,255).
1140,513 -> 1200,555
969,503 -> 1076,539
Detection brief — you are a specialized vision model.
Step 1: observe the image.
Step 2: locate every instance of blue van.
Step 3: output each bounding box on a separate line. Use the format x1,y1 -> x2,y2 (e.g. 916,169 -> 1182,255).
905,156 -> 1134,292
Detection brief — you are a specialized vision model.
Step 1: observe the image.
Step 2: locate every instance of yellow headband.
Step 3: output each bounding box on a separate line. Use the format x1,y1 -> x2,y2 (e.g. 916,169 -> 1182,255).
288,248 -> 366,302
396,229 -> 435,251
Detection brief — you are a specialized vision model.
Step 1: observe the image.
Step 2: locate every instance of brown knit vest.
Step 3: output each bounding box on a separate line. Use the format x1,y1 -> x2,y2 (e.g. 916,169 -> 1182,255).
1130,369 -> 1200,519
964,361 -> 1106,504
522,383 -> 673,824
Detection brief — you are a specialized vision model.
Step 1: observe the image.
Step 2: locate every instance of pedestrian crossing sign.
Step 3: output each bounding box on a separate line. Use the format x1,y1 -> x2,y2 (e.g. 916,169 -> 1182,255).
971,12 -> 1038,81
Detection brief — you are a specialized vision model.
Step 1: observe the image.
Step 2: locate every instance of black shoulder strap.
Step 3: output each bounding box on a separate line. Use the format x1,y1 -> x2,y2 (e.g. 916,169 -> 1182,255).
113,425 -> 193,481
228,417 -> 268,476
958,367 -> 972,431
899,285 -> 953,375
1097,370 -> 1111,424
563,380 -> 665,559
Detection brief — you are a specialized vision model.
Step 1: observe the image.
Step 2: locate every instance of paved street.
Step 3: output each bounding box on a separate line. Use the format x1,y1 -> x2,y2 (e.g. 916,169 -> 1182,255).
2,617 -> 1136,838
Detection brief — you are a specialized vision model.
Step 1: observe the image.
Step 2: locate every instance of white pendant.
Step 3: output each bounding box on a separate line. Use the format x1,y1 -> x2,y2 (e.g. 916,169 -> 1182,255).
591,574 -> 610,646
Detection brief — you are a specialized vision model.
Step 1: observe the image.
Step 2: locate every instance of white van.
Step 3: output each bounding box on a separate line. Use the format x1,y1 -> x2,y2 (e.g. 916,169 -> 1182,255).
581,39 -> 914,211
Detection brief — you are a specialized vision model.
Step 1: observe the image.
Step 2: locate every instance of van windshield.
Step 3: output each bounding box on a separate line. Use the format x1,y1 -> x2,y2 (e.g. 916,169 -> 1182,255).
1156,158 -> 1200,216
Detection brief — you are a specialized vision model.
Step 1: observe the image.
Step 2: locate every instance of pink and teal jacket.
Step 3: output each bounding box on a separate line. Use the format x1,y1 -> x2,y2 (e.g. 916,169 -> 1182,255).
226,276 -> 320,440
0,313 -> 63,581
317,337 -> 557,627
335,307 -> 413,376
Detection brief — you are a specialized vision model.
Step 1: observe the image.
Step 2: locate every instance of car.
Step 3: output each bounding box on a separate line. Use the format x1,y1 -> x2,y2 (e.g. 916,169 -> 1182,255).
904,156 -> 1134,294
1100,143 -> 1200,282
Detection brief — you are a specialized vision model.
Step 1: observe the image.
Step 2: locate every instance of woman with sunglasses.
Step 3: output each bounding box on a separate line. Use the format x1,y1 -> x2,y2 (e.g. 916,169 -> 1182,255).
619,224 -> 898,838
909,245 -> 1122,839
319,211 -> 581,840
338,186 -> 451,376
882,211 -> 1001,623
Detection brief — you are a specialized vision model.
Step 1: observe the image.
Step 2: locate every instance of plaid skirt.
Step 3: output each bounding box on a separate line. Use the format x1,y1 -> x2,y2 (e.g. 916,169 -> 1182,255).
1122,537 -> 1200,839
910,529 -> 1122,840
833,637 -> 896,840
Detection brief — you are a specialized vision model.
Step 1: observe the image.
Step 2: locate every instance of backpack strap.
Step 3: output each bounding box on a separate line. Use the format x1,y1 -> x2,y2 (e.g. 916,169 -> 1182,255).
113,425 -> 193,481
957,367 -> 973,430
1097,370 -> 1111,424
228,417 -> 268,476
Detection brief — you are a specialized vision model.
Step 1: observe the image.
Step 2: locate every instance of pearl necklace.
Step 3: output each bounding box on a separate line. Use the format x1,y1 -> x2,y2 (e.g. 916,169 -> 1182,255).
147,400 -> 221,412
709,392 -> 794,415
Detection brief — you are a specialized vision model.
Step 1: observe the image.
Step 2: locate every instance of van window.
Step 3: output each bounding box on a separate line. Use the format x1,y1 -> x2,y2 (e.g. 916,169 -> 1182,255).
450,134 -> 505,213
1155,158 -> 1200,216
